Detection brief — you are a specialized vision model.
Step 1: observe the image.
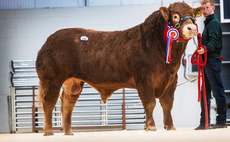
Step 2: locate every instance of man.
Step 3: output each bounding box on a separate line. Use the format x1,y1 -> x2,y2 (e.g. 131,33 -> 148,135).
195,0 -> 227,130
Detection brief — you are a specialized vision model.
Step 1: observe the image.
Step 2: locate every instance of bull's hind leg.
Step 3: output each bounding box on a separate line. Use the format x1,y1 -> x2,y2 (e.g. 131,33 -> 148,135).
159,79 -> 177,130
39,81 -> 62,136
61,78 -> 84,135
137,84 -> 157,131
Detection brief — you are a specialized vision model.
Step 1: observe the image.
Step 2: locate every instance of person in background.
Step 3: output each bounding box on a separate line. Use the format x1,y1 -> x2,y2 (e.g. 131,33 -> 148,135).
195,0 -> 227,130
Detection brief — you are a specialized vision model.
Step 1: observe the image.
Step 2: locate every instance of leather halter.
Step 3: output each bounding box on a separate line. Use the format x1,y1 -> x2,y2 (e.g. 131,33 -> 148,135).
175,16 -> 196,29
164,15 -> 197,63
165,16 -> 196,42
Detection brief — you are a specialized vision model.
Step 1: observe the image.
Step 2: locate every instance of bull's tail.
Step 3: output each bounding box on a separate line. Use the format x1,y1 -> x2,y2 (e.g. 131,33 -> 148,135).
37,81 -> 45,110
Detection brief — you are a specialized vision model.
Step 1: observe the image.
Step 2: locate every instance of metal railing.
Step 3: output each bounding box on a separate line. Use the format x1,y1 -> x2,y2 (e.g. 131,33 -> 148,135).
9,60 -> 145,133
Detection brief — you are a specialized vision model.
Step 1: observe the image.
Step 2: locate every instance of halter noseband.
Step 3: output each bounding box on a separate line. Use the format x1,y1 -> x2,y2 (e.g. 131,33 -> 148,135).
175,16 -> 196,29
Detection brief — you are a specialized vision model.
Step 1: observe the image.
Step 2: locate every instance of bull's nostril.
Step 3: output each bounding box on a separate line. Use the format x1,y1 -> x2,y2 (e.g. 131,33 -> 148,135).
188,27 -> 192,30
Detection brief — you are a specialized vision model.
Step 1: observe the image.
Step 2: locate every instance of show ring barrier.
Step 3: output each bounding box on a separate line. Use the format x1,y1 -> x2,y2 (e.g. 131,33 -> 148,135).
9,60 -> 145,133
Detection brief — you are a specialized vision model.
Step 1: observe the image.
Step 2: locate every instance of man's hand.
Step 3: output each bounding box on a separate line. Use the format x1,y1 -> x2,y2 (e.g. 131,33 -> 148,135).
196,46 -> 205,54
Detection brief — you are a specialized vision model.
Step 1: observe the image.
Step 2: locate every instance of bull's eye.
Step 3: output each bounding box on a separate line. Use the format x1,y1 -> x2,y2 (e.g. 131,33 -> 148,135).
172,14 -> 180,23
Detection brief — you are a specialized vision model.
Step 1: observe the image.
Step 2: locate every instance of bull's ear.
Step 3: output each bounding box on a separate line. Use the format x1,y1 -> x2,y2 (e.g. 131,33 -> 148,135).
193,6 -> 206,17
159,7 -> 169,21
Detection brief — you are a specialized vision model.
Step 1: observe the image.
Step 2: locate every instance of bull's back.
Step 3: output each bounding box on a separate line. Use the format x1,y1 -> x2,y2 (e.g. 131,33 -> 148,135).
36,28 -> 134,85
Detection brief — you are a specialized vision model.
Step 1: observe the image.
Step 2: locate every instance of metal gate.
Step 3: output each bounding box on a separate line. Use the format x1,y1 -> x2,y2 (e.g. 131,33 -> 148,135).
9,60 -> 145,133
215,2 -> 230,124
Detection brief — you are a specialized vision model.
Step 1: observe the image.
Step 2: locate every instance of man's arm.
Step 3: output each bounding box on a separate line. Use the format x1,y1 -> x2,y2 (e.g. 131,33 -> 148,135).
205,21 -> 221,53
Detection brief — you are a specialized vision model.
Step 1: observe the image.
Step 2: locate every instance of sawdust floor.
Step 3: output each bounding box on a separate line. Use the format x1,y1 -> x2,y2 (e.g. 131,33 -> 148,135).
1,127 -> 230,142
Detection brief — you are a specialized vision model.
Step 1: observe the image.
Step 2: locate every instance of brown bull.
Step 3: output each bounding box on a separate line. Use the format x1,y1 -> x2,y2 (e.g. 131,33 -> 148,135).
36,2 -> 205,136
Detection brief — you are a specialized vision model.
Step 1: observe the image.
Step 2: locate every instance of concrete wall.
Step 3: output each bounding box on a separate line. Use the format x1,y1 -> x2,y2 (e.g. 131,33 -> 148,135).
0,2 -> 205,133
0,0 -> 202,9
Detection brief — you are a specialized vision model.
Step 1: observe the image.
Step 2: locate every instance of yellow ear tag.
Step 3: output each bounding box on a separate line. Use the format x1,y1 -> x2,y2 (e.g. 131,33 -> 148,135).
196,13 -> 202,17
164,14 -> 169,19
196,11 -> 202,17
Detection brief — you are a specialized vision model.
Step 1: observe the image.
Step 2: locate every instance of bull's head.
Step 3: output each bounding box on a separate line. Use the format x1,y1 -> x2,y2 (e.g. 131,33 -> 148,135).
160,2 -> 205,40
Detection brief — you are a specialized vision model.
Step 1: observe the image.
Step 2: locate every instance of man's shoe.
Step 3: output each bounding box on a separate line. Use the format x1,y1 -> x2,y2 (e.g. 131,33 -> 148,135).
211,124 -> 227,129
195,125 -> 208,130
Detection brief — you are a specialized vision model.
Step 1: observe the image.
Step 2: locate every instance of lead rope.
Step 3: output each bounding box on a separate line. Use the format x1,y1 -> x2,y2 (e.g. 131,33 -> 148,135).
191,23 -> 208,129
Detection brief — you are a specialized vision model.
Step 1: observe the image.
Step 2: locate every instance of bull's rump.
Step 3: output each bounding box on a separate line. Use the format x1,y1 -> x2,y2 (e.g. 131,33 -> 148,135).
36,27 -> 140,87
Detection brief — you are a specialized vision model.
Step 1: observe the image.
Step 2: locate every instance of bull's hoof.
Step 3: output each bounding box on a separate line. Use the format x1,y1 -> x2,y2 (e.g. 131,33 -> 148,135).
145,126 -> 157,131
65,132 -> 74,136
164,126 -> 176,130
43,132 -> 54,136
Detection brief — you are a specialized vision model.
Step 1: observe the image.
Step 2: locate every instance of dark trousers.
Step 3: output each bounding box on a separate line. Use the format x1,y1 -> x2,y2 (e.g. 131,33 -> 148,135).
200,57 -> 227,125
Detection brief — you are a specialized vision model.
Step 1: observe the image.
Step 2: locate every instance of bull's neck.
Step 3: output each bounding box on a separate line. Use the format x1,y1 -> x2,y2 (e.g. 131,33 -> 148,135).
142,10 -> 189,65
160,22 -> 188,64
146,25 -> 187,64
170,41 -> 188,64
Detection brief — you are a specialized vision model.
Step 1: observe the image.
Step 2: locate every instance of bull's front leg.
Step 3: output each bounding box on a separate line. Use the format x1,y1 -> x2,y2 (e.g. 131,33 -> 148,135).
159,78 -> 177,130
137,83 -> 157,131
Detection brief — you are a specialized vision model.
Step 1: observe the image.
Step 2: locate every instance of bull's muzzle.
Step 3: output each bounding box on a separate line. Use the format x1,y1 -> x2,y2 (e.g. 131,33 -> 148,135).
183,24 -> 197,38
